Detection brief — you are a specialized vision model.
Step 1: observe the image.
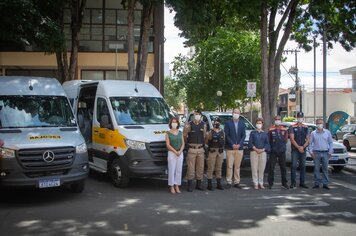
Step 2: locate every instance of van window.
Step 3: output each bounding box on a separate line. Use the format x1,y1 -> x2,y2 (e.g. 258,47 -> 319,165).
96,97 -> 113,127
0,96 -> 75,128
110,97 -> 172,125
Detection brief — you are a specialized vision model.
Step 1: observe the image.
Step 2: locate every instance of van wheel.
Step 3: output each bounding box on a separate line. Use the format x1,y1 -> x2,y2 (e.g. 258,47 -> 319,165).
110,158 -> 130,188
343,140 -> 351,151
69,180 -> 85,193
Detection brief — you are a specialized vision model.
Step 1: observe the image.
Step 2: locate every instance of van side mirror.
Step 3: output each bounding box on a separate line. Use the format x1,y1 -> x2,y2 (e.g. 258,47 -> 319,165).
100,114 -> 113,130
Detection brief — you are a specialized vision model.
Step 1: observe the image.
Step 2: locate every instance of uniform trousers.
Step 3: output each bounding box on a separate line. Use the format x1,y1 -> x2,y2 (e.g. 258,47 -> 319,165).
207,148 -> 224,179
268,151 -> 288,186
186,147 -> 205,180
167,151 -> 184,186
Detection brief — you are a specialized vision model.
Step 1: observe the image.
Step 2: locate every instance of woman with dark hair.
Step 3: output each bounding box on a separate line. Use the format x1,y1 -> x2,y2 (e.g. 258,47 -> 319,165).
165,117 -> 185,194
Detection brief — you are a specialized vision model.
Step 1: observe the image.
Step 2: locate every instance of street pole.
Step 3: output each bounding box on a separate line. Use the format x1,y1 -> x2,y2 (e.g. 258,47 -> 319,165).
313,37 -> 316,123
323,29 -> 327,123
250,97 -> 252,122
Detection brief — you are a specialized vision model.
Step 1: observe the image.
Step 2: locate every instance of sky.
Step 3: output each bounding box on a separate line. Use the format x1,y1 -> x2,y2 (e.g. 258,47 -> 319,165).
163,7 -> 356,90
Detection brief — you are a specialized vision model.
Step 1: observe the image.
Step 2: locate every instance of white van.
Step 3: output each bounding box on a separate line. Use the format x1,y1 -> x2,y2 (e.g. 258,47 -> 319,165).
0,77 -> 89,192
63,80 -> 173,187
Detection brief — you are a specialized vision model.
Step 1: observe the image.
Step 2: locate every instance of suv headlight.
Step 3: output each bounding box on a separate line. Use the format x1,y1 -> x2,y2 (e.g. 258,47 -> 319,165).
343,147 -> 347,153
125,139 -> 146,150
0,148 -> 16,158
76,143 -> 87,154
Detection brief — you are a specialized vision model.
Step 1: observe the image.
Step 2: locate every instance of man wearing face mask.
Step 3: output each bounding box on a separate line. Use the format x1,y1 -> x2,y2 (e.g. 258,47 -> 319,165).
309,119 -> 333,190
268,116 -> 289,189
183,109 -> 207,192
206,117 -> 225,190
224,108 -> 246,189
289,112 -> 309,189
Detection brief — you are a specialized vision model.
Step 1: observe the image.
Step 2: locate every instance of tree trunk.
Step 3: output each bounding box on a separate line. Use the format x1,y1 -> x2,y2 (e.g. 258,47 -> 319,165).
260,2 -> 271,128
136,2 -> 154,81
127,0 -> 136,80
260,0 -> 299,127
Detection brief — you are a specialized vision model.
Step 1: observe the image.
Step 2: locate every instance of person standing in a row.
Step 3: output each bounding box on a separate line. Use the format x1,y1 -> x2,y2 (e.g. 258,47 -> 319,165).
309,118 -> 333,190
289,112 -> 309,189
165,117 -> 185,194
183,109 -> 207,192
224,108 -> 246,189
268,116 -> 289,189
206,117 -> 225,191
248,118 -> 270,189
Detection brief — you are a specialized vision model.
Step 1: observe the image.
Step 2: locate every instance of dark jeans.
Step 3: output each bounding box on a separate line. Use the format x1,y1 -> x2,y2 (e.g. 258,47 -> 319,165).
268,151 -> 287,186
291,149 -> 306,185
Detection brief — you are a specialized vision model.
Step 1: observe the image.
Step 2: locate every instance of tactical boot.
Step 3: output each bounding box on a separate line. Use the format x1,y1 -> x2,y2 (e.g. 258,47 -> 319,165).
187,180 -> 194,192
207,179 -> 214,191
196,180 -> 205,191
216,178 -> 224,190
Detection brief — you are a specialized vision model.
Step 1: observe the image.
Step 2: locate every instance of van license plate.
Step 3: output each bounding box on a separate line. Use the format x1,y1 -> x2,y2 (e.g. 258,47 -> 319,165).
330,156 -> 338,161
38,179 -> 60,188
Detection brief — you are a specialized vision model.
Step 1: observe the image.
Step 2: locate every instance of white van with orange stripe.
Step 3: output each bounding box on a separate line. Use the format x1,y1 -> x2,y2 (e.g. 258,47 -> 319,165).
63,80 -> 173,187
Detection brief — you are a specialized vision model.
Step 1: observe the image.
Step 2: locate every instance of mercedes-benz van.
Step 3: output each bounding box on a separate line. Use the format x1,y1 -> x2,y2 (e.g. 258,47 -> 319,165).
0,77 -> 89,192
63,80 -> 173,187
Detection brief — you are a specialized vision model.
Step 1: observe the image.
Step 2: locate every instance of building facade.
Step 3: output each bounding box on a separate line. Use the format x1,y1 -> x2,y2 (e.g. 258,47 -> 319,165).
0,0 -> 164,93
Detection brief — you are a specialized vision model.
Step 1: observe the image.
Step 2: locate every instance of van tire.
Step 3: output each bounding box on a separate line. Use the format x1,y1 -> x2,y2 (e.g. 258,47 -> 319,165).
69,180 -> 85,193
333,166 -> 344,172
110,158 -> 130,188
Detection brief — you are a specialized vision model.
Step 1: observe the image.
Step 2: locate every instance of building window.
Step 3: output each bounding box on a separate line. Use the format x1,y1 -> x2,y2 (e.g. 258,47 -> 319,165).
81,70 -> 128,80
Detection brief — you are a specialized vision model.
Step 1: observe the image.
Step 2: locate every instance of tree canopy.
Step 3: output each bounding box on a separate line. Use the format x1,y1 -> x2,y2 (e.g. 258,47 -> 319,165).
171,28 -> 261,110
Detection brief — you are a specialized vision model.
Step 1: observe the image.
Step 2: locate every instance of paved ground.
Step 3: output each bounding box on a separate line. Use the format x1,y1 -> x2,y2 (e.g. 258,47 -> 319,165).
344,149 -> 356,174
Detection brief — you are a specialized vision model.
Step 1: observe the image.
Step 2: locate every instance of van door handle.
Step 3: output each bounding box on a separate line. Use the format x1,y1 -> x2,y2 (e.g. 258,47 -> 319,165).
94,130 -> 99,133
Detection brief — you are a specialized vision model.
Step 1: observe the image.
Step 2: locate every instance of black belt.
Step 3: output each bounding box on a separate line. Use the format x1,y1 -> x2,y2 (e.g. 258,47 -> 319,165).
315,150 -> 328,152
189,145 -> 204,149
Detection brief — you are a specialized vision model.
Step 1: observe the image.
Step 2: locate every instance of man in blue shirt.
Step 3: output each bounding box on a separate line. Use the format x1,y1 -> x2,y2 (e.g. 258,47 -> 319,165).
309,119 -> 333,190
224,108 -> 246,189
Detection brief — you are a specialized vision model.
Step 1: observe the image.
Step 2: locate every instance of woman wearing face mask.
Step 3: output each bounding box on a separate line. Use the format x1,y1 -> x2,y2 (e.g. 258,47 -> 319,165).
248,118 -> 271,189
165,117 -> 185,194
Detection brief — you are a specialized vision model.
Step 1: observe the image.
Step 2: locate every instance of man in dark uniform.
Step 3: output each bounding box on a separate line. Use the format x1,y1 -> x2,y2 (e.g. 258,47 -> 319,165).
183,109 -> 207,192
289,112 -> 309,189
268,115 -> 289,189
206,117 -> 225,191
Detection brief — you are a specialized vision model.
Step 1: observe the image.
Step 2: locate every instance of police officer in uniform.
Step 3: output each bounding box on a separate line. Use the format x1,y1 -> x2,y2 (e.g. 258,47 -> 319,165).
183,109 -> 207,192
206,117 -> 225,191
268,115 -> 289,189
289,112 -> 309,189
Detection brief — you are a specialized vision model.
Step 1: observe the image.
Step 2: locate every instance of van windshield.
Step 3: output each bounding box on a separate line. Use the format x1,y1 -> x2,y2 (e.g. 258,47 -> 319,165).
110,97 -> 172,125
0,96 -> 76,128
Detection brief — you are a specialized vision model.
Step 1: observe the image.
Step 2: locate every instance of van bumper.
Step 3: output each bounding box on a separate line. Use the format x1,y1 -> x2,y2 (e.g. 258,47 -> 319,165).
123,148 -> 167,176
0,153 -> 89,188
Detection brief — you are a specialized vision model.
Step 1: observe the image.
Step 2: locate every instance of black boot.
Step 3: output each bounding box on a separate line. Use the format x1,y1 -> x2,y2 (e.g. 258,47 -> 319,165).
207,179 -> 214,191
187,180 -> 193,192
196,180 -> 205,191
216,178 -> 224,190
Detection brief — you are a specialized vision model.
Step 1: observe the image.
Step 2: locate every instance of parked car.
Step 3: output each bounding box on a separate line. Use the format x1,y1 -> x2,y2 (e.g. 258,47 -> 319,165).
281,122 -> 349,172
335,124 -> 356,142
343,130 -> 356,151
185,111 -> 255,167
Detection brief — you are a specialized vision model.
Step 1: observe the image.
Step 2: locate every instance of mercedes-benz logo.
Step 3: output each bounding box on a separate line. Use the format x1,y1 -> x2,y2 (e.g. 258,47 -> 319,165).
43,150 -> 55,163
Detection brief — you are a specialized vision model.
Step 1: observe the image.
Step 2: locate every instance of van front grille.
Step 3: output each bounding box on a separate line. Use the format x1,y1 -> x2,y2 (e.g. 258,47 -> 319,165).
149,141 -> 168,159
17,146 -> 75,169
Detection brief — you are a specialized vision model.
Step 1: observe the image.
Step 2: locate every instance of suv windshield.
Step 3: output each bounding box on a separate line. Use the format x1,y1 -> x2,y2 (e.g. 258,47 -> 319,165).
0,95 -> 75,128
110,97 -> 172,125
209,115 -> 255,130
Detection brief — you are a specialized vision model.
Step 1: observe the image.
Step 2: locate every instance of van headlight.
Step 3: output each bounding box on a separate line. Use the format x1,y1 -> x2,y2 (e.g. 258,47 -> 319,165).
0,148 -> 16,158
343,147 -> 347,153
125,139 -> 146,150
76,143 -> 87,154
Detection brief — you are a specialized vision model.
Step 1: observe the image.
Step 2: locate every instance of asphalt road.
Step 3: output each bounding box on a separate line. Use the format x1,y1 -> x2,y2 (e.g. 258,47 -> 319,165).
1,162 -> 356,236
